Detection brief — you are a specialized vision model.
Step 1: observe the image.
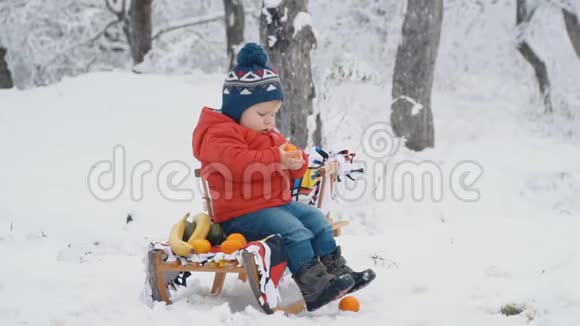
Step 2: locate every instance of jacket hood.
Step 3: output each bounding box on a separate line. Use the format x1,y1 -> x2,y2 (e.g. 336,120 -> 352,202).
192,107 -> 236,160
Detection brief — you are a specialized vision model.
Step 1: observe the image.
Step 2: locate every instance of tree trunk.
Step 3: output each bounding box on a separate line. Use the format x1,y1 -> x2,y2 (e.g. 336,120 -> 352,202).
516,0 -> 553,113
129,0 -> 152,64
224,0 -> 245,70
260,0 -> 316,149
562,8 -> 580,59
312,113 -> 322,147
391,0 -> 443,151
0,47 -> 13,89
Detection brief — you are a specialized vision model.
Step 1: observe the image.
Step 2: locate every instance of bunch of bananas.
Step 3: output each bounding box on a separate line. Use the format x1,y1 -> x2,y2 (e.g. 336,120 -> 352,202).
168,212 -> 212,256
168,212 -> 226,257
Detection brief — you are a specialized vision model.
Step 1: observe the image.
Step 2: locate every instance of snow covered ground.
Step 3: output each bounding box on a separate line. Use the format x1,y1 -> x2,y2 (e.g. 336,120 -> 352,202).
1,71 -> 579,325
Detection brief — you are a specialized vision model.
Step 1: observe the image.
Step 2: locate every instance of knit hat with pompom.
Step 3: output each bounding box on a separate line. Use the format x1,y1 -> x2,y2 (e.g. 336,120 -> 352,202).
221,43 -> 284,123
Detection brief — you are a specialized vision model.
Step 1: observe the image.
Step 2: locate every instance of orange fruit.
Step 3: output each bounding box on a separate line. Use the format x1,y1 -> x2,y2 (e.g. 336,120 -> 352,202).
226,233 -> 247,246
220,238 -> 244,254
191,239 -> 211,254
284,143 -> 301,158
338,296 -> 360,312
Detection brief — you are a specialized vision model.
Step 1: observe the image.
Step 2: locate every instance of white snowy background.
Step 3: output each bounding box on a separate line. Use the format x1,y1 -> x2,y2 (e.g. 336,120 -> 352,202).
1,0 -> 580,325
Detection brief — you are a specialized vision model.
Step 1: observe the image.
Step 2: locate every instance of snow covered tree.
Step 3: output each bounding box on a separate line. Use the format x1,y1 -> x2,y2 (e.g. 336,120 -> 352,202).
224,0 -> 245,70
0,47 -> 13,88
391,0 -> 443,151
259,0 -> 316,148
0,0 -> 133,87
128,0 -> 152,64
516,0 -> 553,113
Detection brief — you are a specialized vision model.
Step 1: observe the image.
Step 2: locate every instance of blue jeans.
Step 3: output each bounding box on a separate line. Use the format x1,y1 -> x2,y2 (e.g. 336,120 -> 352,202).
219,201 -> 337,274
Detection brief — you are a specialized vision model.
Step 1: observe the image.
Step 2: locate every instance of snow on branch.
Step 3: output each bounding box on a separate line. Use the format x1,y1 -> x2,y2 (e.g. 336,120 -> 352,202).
293,12 -> 312,38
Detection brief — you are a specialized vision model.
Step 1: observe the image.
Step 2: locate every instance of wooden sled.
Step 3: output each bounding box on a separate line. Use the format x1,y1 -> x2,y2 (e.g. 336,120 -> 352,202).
146,161 -> 349,315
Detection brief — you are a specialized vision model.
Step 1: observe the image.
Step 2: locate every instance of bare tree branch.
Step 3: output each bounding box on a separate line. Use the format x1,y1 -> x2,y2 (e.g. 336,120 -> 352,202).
105,0 -> 122,16
88,20 -> 118,46
562,8 -> 580,59
152,7 -> 258,41
0,47 -> 14,88
38,18 -> 121,76
516,0 -> 553,113
152,14 -> 226,41
103,0 -> 131,50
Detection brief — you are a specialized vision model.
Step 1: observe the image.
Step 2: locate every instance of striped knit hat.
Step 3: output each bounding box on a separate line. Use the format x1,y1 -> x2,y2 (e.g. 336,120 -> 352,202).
221,43 -> 284,123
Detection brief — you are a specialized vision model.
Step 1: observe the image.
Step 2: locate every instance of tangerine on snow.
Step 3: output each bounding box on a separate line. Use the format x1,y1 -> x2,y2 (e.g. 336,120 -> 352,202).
338,296 -> 360,312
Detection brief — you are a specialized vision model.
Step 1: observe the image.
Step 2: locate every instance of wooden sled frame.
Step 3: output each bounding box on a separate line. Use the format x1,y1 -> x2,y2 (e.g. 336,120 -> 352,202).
147,160 -> 349,315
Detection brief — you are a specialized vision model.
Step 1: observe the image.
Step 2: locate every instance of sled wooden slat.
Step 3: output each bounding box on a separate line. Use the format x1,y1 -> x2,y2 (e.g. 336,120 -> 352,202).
195,168 -> 214,217
272,300 -> 307,315
149,249 -> 248,301
319,161 -> 348,236
148,250 -> 172,304
211,272 -> 227,295
158,260 -> 246,273
331,220 -> 350,232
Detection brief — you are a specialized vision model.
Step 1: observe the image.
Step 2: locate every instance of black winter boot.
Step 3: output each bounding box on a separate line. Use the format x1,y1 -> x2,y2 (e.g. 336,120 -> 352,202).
292,258 -> 355,312
321,246 -> 376,294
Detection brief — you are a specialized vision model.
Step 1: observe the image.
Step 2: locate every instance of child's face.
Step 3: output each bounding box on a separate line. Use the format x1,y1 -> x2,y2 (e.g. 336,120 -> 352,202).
240,100 -> 281,133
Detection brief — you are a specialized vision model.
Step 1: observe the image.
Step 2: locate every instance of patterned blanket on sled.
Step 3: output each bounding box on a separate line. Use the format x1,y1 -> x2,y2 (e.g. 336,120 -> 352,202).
142,234 -> 287,309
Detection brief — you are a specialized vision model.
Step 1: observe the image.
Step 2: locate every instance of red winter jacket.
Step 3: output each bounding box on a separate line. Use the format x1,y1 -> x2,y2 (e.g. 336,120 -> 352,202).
192,107 -> 308,223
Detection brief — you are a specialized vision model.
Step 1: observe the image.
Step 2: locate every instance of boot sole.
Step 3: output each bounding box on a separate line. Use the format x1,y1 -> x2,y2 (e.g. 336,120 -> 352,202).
306,278 -> 355,312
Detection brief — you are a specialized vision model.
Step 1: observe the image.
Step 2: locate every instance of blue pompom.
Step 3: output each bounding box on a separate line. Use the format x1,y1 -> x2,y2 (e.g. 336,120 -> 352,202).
236,43 -> 268,66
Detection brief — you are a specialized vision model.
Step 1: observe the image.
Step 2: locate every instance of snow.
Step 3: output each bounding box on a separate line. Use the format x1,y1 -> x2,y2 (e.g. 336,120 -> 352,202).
1,0 -> 580,325
267,35 -> 278,48
392,95 -> 424,116
264,0 -> 283,9
1,69 -> 579,325
293,12 -> 312,38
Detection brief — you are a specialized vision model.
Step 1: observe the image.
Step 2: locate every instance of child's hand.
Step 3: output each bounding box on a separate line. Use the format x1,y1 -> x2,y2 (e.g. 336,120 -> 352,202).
279,143 -> 304,170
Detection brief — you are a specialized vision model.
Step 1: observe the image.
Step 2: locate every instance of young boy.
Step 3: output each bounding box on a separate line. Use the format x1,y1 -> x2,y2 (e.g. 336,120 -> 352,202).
192,43 -> 375,311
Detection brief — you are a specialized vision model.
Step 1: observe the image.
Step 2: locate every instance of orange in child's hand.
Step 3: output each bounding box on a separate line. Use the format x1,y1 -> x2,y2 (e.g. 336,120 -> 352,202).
338,296 -> 360,312
220,239 -> 244,254
191,239 -> 211,254
284,143 -> 301,159
226,233 -> 247,246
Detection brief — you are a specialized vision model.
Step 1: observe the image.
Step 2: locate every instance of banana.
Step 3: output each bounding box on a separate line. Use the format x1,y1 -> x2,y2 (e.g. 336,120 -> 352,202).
187,212 -> 211,244
169,213 -> 194,256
